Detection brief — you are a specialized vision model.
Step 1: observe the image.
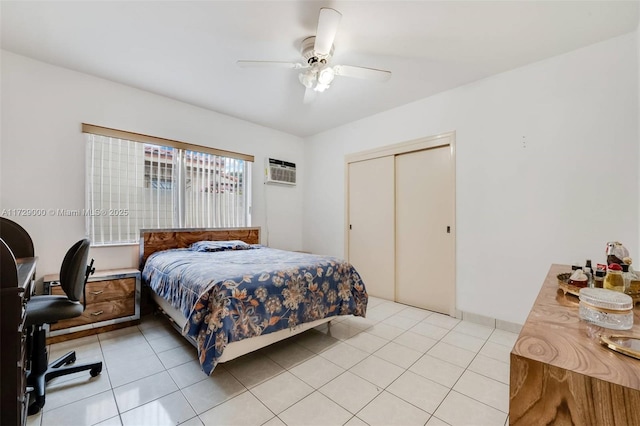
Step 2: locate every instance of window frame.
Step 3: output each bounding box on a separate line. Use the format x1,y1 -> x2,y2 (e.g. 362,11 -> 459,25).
83,124 -> 254,246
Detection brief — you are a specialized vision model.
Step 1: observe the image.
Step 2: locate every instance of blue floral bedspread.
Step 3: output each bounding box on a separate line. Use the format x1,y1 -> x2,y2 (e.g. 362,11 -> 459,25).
142,246 -> 368,375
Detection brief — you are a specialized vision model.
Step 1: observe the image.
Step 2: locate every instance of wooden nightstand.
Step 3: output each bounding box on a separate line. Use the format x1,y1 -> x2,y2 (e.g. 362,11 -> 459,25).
43,268 -> 140,344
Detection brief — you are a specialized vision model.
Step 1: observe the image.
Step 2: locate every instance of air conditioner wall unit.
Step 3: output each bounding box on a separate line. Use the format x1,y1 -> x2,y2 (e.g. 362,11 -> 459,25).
265,158 -> 296,185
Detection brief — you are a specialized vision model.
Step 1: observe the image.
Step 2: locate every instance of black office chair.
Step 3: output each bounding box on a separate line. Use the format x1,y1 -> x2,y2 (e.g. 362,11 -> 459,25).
0,217 -> 34,258
26,238 -> 102,415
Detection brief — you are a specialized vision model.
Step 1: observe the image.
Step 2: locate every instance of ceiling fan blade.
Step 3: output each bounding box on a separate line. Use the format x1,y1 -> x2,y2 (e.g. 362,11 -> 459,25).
303,88 -> 317,104
333,65 -> 392,82
237,60 -> 306,69
314,8 -> 342,56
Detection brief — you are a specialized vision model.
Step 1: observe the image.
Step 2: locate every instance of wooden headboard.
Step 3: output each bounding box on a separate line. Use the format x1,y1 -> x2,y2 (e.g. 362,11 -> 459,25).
139,227 -> 261,268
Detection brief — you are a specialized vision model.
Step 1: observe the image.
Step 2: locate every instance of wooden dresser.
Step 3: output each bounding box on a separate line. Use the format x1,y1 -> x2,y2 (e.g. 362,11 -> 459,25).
43,268 -> 140,344
510,264 -> 640,425
0,257 -> 36,426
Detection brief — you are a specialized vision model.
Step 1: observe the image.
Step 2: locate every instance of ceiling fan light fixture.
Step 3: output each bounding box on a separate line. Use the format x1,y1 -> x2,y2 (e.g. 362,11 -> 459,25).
298,71 -> 315,89
314,82 -> 330,92
317,66 -> 335,85
313,66 -> 334,92
298,64 -> 335,92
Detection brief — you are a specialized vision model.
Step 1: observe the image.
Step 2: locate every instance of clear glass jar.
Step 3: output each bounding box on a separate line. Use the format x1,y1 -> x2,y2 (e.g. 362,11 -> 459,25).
579,288 -> 633,330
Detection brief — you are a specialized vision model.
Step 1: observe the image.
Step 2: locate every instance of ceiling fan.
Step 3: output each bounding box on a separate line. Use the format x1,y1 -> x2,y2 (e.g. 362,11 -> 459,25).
237,8 -> 392,103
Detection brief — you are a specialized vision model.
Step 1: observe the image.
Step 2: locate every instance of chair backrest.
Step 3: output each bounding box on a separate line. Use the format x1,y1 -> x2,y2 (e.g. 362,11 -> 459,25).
0,218 -> 34,258
0,238 -> 18,288
59,239 -> 91,302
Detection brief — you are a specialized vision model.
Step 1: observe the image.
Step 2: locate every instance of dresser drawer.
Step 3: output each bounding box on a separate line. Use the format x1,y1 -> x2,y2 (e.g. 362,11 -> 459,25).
50,298 -> 135,330
50,277 -> 136,304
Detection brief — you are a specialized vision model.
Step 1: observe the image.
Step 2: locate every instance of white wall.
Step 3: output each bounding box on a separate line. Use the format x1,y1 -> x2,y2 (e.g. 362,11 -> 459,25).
303,33 -> 639,325
3,32 -> 638,325
1,51 -> 304,280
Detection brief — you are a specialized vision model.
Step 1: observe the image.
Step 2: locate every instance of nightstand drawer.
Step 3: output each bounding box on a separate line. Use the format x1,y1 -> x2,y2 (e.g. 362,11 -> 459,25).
50,298 -> 136,330
50,277 -> 136,304
44,268 -> 140,343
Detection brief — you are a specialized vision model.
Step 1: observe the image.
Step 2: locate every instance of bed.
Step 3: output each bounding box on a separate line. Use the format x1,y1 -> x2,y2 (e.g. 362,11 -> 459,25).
139,227 -> 368,375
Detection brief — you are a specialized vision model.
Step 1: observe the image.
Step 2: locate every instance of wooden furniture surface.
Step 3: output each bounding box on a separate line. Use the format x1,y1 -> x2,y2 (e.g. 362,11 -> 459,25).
0,256 -> 36,426
139,227 -> 261,267
43,268 -> 140,344
510,264 -> 640,425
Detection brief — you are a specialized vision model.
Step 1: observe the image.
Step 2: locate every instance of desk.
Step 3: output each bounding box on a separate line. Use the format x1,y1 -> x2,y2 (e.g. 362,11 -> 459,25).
0,256 -> 36,426
510,264 -> 640,425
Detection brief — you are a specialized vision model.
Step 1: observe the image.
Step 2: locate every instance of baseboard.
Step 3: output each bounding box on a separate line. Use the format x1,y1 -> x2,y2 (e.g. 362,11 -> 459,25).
371,296 -> 524,334
460,310 -> 522,334
495,319 -> 523,334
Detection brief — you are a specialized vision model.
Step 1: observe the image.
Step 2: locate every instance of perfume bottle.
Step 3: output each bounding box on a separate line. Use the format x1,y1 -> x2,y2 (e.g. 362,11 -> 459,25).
604,264 -> 625,293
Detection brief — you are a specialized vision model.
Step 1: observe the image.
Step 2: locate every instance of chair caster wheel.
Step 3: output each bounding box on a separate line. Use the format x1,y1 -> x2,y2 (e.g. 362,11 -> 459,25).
27,395 -> 44,416
90,366 -> 102,377
27,404 -> 41,416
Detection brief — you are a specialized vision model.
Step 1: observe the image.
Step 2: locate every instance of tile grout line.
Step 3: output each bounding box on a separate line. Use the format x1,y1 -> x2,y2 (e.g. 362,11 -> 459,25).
429,331 -> 511,419
363,319 -> 462,422
293,312 -> 512,423
377,318 -> 512,423
39,304 -> 516,426
324,314 -> 460,425
139,323 -> 194,424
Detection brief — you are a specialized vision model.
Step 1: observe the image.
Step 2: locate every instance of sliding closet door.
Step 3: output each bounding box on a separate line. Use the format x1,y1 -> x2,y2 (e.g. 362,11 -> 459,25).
347,156 -> 395,300
395,146 -> 455,315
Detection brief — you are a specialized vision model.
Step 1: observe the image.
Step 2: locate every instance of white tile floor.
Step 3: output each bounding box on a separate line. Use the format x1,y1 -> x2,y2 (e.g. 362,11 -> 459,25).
27,297 -> 516,426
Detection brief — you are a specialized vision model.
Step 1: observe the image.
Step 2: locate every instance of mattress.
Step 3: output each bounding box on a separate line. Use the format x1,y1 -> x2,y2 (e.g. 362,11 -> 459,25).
142,243 -> 368,374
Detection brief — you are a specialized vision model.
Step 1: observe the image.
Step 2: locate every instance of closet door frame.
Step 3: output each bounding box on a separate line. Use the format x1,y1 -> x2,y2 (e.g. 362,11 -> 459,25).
344,131 -> 456,313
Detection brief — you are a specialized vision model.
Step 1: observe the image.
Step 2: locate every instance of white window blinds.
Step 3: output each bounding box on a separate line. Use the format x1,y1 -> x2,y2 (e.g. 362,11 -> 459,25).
182,151 -> 250,228
85,128 -> 252,246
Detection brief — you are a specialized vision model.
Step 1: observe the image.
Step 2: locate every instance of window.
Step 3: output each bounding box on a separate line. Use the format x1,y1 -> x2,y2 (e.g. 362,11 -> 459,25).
83,124 -> 253,245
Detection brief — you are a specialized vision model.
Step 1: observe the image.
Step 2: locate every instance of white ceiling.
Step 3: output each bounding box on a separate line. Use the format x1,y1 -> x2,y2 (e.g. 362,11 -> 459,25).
2,1 -> 638,137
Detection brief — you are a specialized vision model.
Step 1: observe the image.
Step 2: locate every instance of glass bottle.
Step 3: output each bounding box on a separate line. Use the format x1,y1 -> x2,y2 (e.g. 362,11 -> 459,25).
622,264 -> 634,294
593,269 -> 605,288
584,260 -> 593,287
604,264 -> 625,293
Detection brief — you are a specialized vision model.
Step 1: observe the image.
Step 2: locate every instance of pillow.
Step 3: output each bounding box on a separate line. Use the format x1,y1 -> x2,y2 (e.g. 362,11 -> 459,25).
188,240 -> 252,252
